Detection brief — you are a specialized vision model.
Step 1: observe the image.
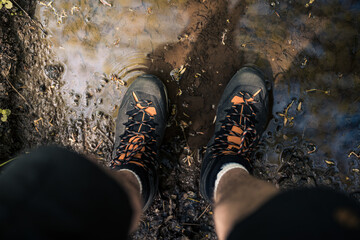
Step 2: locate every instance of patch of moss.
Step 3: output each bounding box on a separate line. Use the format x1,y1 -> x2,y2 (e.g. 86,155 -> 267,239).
0,0 -> 13,10
0,109 -> 11,122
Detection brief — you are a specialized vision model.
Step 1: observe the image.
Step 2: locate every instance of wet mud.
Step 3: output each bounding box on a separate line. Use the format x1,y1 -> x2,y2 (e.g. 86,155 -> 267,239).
1,0 -> 360,239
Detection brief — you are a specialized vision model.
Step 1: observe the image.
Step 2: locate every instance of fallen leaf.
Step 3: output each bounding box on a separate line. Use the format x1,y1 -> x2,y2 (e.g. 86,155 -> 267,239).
325,160 -> 335,165
297,102 -> 302,111
176,89 -> 183,96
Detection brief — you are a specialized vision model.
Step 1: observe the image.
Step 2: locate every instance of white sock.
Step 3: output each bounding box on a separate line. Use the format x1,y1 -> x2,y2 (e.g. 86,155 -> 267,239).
213,163 -> 249,201
119,169 -> 143,195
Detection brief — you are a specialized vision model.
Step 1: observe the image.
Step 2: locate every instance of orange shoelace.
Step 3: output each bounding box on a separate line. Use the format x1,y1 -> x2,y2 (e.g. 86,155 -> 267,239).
111,92 -> 157,170
209,89 -> 262,162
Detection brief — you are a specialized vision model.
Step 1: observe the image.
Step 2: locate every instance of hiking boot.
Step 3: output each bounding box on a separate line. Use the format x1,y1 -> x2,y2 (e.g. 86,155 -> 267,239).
200,66 -> 271,203
110,74 -> 168,211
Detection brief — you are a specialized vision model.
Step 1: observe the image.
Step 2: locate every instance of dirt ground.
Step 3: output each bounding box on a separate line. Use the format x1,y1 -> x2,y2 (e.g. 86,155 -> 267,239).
1,0 -> 360,239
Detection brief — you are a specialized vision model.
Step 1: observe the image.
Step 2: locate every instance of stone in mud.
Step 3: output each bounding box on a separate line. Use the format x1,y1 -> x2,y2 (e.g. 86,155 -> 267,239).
44,64 -> 64,81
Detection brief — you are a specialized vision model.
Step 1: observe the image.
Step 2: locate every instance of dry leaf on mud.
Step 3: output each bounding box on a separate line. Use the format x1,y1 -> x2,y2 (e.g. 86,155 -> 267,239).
324,160 -> 335,165
297,101 -> 302,111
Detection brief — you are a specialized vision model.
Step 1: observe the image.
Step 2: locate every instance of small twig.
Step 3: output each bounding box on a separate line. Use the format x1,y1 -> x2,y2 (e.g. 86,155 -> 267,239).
187,197 -> 200,203
183,155 -> 193,166
278,100 -> 294,126
48,118 -> 53,127
34,117 -> 43,124
307,143 -> 317,154
0,157 -> 16,168
221,29 -> 228,45
182,223 -> 201,226
196,204 -> 211,221
69,133 -> 76,143
12,0 -> 48,35
96,125 -> 114,144
93,140 -> 104,152
348,152 -> 360,159
5,78 -> 33,109
33,117 -> 43,133
306,88 -> 330,95
179,124 -> 192,164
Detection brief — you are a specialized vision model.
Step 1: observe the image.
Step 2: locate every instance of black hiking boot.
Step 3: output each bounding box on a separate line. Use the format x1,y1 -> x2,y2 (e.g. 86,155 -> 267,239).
200,66 -> 271,203
110,74 -> 168,211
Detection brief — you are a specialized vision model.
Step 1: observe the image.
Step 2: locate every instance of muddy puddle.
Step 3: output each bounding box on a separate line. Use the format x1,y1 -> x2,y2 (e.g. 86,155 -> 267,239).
36,0 -> 189,121
1,0 -> 359,239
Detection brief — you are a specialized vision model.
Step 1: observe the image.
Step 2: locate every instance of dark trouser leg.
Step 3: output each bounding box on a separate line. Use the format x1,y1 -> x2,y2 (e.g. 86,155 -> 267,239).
0,146 -> 134,239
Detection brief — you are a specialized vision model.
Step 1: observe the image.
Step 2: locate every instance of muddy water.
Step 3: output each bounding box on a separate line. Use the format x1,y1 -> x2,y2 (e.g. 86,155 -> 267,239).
36,0 -> 189,120
241,0 -> 360,193
34,0 -> 359,238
